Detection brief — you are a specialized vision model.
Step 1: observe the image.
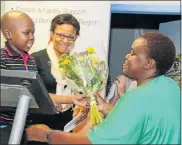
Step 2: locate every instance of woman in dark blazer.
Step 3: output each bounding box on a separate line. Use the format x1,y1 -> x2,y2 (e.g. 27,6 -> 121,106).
31,13 -> 81,131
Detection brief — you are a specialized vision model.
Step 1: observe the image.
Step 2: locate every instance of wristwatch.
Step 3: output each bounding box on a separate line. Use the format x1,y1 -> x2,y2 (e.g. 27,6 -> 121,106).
46,129 -> 54,144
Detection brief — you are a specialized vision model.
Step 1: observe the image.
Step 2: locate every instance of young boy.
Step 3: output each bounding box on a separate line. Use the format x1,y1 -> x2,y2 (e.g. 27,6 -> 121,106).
0,10 -> 37,144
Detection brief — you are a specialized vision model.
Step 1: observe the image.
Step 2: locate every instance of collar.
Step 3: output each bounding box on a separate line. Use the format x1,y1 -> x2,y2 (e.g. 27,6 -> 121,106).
5,41 -> 33,58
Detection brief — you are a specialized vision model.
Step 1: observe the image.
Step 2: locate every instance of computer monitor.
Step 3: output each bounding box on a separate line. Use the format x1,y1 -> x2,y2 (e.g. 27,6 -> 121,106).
1,69 -> 57,114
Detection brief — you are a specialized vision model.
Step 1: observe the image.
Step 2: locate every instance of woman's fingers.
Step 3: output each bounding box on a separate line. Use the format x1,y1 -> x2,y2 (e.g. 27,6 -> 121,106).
116,75 -> 126,84
94,93 -> 106,105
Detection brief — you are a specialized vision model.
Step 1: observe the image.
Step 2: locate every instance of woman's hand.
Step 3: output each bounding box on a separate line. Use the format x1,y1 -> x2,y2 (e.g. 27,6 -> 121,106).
109,75 -> 126,105
94,93 -> 114,116
97,103 -> 114,117
48,93 -> 87,112
114,75 -> 126,97
72,94 -> 87,107
26,124 -> 51,142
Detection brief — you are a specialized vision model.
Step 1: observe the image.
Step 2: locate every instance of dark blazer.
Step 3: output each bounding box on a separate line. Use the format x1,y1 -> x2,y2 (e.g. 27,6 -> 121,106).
32,49 -> 56,93
31,49 -> 72,130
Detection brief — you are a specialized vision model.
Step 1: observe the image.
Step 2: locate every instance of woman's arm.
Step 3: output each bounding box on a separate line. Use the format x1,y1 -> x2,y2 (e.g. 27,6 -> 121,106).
49,93 -> 87,107
49,93 -> 73,104
26,124 -> 92,144
49,130 -> 91,144
109,90 -> 120,105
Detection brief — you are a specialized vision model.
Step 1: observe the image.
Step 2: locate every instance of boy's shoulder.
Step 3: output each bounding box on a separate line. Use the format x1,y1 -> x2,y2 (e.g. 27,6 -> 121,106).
0,47 -> 8,53
0,48 -> 8,69
0,47 -> 37,71
0,48 -> 9,58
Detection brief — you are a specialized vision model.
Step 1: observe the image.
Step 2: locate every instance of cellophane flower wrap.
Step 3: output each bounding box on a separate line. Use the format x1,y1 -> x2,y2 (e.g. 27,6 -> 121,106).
59,47 -> 108,126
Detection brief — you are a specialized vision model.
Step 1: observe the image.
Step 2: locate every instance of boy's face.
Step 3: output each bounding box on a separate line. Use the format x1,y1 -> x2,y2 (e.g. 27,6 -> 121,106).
123,38 -> 151,80
50,24 -> 77,54
8,16 -> 35,53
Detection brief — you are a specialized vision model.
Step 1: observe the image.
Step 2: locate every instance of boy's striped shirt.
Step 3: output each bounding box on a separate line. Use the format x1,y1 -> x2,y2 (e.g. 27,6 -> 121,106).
0,44 -> 38,126
0,46 -> 37,71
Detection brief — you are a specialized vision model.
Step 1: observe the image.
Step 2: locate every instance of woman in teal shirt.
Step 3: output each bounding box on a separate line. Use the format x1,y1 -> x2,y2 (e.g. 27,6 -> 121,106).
26,32 -> 180,144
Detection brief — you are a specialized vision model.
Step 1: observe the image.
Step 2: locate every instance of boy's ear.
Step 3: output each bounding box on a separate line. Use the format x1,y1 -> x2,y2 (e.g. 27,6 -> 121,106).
3,29 -> 12,40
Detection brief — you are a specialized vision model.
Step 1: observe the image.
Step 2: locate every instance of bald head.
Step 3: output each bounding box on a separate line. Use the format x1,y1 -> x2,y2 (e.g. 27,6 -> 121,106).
1,11 -> 33,36
1,11 -> 35,53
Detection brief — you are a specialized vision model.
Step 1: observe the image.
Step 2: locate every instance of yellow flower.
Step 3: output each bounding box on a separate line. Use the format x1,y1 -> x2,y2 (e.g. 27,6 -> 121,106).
62,59 -> 69,65
91,57 -> 99,67
86,47 -> 96,54
91,57 -> 99,63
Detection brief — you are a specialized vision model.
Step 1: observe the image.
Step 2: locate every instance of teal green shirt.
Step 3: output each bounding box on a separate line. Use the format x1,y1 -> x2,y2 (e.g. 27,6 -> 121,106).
88,75 -> 180,144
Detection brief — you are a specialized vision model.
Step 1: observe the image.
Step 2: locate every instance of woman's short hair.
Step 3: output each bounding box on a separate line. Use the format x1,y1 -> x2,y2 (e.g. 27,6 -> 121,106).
50,13 -> 80,35
141,32 -> 176,76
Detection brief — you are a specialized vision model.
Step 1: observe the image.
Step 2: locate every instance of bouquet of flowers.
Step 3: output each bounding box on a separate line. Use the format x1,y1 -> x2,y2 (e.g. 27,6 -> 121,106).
59,47 -> 108,126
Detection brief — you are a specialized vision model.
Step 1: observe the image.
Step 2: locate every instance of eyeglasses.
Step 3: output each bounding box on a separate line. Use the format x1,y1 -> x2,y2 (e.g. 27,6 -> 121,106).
54,32 -> 77,42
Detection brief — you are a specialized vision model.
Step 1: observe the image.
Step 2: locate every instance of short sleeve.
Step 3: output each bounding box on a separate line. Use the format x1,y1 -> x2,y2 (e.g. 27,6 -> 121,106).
87,93 -> 146,144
